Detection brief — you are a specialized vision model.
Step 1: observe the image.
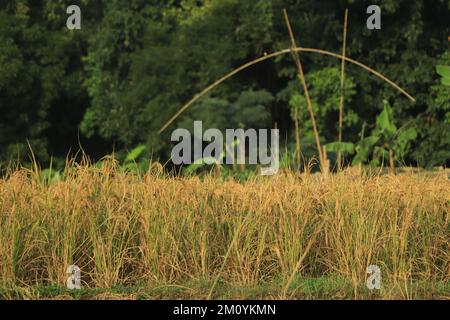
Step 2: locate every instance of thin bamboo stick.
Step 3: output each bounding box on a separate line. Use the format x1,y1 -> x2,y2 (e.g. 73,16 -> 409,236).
283,9 -> 324,170
338,9 -> 349,170
294,108 -> 301,170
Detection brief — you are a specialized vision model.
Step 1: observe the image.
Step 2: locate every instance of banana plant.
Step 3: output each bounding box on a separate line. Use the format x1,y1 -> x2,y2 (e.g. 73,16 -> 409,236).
324,141 -> 356,156
325,101 -> 417,173
436,65 -> 450,86
123,145 -> 147,172
353,101 -> 417,173
184,139 -> 240,176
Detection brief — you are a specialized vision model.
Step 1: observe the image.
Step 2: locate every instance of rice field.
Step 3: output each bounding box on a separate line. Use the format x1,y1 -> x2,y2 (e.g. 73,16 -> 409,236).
0,160 -> 449,300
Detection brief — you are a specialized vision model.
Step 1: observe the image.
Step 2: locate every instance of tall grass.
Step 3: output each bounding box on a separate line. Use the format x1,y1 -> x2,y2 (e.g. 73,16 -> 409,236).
0,160 -> 448,299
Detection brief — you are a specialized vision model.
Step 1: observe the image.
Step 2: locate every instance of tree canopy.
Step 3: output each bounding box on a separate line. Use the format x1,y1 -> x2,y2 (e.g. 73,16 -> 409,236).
0,0 -> 449,168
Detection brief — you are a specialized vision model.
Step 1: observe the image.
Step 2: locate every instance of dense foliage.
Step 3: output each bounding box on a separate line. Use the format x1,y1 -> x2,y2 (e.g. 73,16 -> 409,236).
0,0 -> 449,168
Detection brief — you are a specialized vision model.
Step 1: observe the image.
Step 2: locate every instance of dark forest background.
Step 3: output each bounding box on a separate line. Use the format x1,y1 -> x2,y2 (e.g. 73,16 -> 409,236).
0,0 -> 449,170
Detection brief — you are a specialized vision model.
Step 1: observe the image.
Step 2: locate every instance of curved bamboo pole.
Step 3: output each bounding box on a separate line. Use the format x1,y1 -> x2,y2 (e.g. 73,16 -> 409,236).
159,47 -> 416,134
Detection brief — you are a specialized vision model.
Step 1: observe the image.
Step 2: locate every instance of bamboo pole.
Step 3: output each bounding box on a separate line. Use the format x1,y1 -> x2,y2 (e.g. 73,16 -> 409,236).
158,48 -> 416,134
283,9 -> 324,171
294,108 -> 301,170
338,9 -> 349,170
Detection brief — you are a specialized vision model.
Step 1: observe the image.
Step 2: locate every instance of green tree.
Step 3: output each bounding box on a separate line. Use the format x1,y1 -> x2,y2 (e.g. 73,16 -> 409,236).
1,0 -> 449,169
0,0 -> 100,166
352,101 -> 417,172
287,67 -> 357,160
